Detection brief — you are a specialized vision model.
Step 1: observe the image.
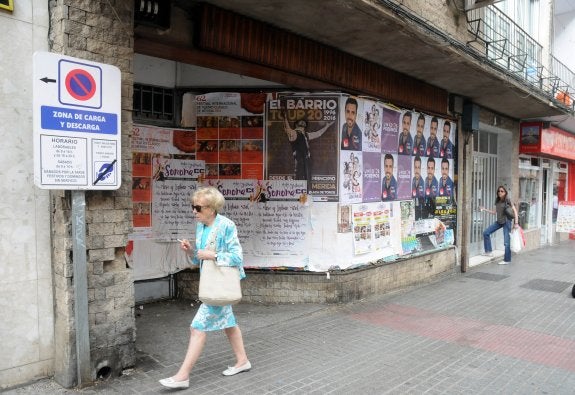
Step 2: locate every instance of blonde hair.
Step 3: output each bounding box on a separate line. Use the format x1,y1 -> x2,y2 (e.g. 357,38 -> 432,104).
191,186 -> 225,213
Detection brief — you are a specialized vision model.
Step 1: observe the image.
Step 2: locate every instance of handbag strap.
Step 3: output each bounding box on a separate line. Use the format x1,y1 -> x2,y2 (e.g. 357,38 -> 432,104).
204,224 -> 218,252
200,224 -> 218,271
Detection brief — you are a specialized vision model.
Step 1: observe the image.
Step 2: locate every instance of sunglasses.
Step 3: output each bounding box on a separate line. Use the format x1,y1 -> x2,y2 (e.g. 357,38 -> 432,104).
191,205 -> 207,212
498,190 -> 505,193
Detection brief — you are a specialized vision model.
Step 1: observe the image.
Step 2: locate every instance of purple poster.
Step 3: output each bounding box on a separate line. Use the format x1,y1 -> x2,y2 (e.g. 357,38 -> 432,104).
362,152 -> 382,202
381,107 -> 400,154
396,155 -> 412,200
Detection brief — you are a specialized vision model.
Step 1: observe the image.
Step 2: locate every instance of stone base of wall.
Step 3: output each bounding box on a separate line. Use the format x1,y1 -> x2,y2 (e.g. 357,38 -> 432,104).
522,228 -> 540,251
176,248 -> 457,304
523,227 -> 570,249
92,344 -> 135,381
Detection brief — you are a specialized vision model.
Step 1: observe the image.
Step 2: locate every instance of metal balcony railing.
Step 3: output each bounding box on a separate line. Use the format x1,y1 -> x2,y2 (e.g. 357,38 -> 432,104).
551,56 -> 575,107
466,5 -> 574,113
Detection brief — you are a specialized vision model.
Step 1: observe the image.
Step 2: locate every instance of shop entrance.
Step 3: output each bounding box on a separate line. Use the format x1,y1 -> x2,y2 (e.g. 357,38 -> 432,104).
546,161 -> 568,245
539,161 -> 567,245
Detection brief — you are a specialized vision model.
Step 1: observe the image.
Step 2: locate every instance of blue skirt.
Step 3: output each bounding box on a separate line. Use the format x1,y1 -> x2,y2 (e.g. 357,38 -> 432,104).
191,303 -> 237,331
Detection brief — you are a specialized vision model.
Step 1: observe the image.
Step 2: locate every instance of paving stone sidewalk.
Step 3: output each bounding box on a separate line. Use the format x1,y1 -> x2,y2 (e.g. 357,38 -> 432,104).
6,241 -> 575,394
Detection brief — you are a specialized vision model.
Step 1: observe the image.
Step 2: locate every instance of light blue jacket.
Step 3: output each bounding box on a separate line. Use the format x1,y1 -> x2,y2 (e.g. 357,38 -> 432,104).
190,214 -> 245,279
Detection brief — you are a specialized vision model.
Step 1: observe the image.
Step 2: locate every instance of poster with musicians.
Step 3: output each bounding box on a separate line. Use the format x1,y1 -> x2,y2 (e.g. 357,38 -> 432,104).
266,93 -> 339,201
339,97 -> 457,254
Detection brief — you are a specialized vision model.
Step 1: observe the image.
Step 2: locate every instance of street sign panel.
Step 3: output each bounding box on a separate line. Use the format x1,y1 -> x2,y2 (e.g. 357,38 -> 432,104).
33,52 -> 121,190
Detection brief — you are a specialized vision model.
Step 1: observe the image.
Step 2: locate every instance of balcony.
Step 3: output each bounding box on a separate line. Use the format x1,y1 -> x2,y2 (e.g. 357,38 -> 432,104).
466,5 -> 574,113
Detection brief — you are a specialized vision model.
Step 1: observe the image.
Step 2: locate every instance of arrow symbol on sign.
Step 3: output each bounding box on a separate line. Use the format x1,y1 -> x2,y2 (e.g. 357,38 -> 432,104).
40,77 -> 56,84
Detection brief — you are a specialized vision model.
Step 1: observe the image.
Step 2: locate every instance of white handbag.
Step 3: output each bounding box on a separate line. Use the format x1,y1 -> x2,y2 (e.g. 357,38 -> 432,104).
197,226 -> 242,306
198,259 -> 242,306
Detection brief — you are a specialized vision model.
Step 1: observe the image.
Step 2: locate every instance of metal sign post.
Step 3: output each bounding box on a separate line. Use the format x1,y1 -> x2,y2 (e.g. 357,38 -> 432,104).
71,191 -> 91,385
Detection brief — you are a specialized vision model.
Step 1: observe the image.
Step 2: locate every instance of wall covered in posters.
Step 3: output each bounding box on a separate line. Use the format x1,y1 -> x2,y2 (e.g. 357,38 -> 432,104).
130,91 -> 457,278
335,95 -> 457,261
128,124 -> 204,280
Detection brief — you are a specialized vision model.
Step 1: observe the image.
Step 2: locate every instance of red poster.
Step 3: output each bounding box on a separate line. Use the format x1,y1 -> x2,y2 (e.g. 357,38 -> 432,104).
195,92 -> 265,179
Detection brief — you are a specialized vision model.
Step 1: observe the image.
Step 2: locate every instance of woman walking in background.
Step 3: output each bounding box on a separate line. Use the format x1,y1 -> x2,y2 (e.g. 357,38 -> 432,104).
479,185 -> 519,265
159,187 -> 250,389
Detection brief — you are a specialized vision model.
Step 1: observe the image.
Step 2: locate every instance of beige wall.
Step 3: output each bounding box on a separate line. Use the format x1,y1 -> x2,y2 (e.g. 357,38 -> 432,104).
1,0 -> 137,390
0,1 -> 54,390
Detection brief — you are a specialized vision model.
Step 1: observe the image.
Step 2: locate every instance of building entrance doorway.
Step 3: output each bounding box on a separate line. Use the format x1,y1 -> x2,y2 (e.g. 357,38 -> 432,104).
470,153 -> 498,255
470,130 -> 500,256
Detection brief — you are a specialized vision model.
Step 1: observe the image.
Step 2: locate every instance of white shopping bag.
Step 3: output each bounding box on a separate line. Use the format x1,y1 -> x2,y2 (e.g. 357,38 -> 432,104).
510,228 -> 523,253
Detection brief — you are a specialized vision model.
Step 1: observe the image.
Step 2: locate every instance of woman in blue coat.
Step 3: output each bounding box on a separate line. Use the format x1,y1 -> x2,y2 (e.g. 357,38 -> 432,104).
160,187 -> 250,389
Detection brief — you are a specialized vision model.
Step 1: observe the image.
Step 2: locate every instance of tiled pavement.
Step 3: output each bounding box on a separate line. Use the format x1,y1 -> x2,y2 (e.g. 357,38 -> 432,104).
6,241 -> 575,394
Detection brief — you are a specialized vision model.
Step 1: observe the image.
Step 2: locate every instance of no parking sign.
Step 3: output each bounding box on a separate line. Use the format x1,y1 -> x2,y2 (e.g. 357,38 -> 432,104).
33,52 -> 121,190
60,61 -> 101,108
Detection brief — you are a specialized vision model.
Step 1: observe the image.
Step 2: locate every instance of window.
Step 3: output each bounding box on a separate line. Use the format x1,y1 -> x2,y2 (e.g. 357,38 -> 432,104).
133,84 -> 174,123
473,131 -> 497,154
518,159 -> 540,229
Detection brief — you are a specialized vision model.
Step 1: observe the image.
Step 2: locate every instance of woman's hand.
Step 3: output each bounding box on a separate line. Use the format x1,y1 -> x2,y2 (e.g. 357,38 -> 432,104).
179,239 -> 193,255
197,249 -> 217,261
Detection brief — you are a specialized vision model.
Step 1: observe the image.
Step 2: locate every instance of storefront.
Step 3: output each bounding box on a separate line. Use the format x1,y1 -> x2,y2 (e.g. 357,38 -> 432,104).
130,4 -> 462,302
129,58 -> 460,302
519,122 -> 574,246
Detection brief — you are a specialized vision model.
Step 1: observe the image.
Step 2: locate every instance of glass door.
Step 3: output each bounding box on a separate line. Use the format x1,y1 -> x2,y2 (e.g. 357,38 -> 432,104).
550,162 -> 568,244
518,158 -> 541,231
540,168 -> 549,245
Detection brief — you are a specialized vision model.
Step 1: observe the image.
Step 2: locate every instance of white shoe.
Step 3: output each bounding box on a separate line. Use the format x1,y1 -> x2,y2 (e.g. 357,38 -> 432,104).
498,261 -> 510,265
159,377 -> 189,389
222,361 -> 251,376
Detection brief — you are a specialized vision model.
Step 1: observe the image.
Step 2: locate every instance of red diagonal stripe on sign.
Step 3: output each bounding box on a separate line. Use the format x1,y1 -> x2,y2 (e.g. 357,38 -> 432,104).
71,74 -> 91,95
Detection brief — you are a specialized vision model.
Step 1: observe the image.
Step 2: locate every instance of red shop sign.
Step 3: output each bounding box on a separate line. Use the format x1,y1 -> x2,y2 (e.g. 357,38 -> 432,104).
520,122 -> 575,161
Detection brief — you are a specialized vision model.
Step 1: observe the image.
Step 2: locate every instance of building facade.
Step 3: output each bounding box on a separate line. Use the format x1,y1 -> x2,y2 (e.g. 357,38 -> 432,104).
1,0 -> 574,390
